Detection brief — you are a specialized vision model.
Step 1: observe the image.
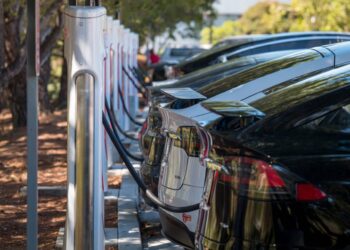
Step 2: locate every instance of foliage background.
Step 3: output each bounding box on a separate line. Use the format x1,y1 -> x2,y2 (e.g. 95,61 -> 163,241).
201,0 -> 350,44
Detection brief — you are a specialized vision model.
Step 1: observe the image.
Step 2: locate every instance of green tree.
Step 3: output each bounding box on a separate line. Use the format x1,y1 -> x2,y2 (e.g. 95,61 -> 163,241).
239,1 -> 292,34
201,0 -> 350,45
0,0 -> 64,127
290,0 -> 350,32
201,1 -> 293,44
201,20 -> 241,44
104,0 -> 216,46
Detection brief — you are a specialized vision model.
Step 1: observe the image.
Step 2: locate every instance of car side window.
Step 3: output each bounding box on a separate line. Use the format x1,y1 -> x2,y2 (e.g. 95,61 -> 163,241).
299,104 -> 350,133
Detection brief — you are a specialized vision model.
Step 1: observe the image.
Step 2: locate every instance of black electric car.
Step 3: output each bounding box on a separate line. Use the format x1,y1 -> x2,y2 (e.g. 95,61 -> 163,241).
196,63 -> 350,250
175,32 -> 350,74
155,42 -> 350,249
140,41 -> 350,209
140,50 -> 296,198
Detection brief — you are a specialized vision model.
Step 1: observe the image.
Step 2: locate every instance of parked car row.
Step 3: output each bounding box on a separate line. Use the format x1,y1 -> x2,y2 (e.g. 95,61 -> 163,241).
139,32 -> 350,249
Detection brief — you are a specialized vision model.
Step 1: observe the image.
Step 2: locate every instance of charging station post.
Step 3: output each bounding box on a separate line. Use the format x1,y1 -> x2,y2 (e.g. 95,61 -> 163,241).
112,20 -> 121,135
63,6 -> 106,249
128,32 -> 137,124
119,25 -> 128,132
132,33 -> 140,115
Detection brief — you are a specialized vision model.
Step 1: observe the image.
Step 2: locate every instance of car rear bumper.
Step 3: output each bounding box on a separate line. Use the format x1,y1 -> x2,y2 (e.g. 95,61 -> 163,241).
140,162 -> 160,206
159,208 -> 195,249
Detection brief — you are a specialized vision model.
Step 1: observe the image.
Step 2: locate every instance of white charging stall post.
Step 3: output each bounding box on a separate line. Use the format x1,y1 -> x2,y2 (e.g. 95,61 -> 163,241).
103,16 -> 117,190
112,20 -> 121,131
109,19 -> 121,163
131,32 -> 139,115
64,6 -> 105,250
123,28 -> 136,129
120,25 -> 130,131
128,32 -> 137,120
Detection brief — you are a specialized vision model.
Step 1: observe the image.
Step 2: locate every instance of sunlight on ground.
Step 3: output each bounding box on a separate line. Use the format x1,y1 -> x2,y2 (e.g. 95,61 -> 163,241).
0,108 -> 121,249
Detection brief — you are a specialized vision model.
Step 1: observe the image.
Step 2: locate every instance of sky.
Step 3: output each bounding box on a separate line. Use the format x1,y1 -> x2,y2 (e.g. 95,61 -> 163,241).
214,0 -> 291,14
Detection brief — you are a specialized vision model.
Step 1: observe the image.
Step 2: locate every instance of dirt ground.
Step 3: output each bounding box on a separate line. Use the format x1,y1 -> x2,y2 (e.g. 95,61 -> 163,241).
0,109 -> 121,249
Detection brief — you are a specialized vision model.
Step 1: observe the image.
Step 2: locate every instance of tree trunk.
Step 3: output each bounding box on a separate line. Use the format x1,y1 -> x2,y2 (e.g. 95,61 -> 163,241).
39,56 -> 52,113
8,69 -> 27,128
0,0 -> 5,70
6,6 -> 26,128
2,1 -> 64,127
0,0 -> 5,112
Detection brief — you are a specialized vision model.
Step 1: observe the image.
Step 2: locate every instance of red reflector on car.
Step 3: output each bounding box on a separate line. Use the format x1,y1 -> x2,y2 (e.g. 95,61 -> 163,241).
258,163 -> 286,188
296,183 -> 327,201
138,120 -> 148,140
182,213 -> 191,223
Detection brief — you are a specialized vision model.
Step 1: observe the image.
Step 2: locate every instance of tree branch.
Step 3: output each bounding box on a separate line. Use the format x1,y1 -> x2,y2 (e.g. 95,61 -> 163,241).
0,48 -> 26,90
0,7 -> 63,90
40,11 -> 64,66
40,0 -> 64,32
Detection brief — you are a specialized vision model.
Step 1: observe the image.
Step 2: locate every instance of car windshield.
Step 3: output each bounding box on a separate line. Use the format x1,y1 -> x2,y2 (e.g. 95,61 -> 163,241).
251,64 -> 350,116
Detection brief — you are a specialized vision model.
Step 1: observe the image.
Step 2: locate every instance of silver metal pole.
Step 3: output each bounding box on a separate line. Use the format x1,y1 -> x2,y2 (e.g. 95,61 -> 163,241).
26,0 -> 39,249
75,73 -> 95,249
64,7 -> 106,249
26,76 -> 38,250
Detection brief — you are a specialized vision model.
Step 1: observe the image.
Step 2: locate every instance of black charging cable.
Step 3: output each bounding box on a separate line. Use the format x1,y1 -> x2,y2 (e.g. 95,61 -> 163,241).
105,99 -> 144,162
117,84 -> 143,126
122,66 -> 147,98
131,66 -> 151,86
108,101 -> 139,141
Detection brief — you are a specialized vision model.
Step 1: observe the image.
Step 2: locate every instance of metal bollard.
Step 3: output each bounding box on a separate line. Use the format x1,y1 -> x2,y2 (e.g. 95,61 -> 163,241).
103,16 -> 117,190
131,33 -> 140,115
64,6 -> 105,250
112,20 -> 121,133
127,32 -> 137,127
119,25 -> 128,132
110,19 -> 121,163
121,27 -> 129,131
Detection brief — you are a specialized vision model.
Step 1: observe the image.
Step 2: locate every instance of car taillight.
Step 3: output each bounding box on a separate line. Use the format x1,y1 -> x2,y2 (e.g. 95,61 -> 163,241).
295,183 -> 327,202
138,120 -> 148,140
203,156 -> 327,202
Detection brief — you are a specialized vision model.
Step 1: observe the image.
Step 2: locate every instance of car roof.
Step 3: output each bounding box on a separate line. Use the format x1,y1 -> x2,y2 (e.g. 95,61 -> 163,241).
177,32 -> 350,73
165,42 -> 350,121
198,49 -> 327,99
212,34 -> 268,49
199,41 -> 350,99
221,35 -> 350,62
